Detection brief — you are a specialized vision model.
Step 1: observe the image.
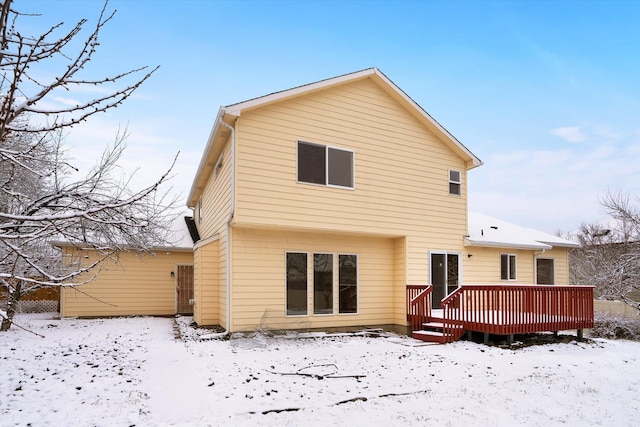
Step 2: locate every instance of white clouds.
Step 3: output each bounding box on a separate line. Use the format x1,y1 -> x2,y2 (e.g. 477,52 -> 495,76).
469,134 -> 640,233
550,126 -> 586,143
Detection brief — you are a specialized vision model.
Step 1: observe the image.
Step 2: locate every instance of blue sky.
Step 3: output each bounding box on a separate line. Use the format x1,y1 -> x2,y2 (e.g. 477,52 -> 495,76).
20,0 -> 640,233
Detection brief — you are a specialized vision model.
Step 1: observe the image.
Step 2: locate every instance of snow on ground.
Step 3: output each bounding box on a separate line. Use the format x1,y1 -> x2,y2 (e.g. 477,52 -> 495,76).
1,314 -> 639,427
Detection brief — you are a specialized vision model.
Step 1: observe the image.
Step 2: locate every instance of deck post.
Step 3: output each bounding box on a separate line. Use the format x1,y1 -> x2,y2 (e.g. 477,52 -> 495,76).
483,333 -> 489,345
467,331 -> 473,341
577,329 -> 584,339
507,334 -> 514,345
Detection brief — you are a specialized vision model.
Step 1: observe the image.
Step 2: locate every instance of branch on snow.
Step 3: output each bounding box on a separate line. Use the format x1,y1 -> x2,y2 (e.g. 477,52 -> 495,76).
266,364 -> 366,380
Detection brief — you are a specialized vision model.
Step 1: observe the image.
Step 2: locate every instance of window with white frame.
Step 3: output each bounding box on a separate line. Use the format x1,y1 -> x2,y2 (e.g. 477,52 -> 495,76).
500,254 -> 516,280
297,141 -> 354,188
339,254 -> 358,314
285,251 -> 358,316
314,253 -> 333,315
449,169 -> 461,195
286,252 -> 308,316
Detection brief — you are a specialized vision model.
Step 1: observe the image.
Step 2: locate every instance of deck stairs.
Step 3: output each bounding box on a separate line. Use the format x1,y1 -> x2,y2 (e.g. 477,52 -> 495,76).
411,310 -> 465,344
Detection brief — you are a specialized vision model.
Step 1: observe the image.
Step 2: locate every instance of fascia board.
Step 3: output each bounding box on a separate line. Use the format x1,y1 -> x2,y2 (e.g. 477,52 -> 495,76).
187,108 -> 226,207
225,68 -> 377,116
370,69 -> 483,169
224,67 -> 482,169
464,237 -> 552,251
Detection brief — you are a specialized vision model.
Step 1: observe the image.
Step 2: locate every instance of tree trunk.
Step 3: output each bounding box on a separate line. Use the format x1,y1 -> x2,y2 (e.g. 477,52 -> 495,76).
1,283 -> 21,331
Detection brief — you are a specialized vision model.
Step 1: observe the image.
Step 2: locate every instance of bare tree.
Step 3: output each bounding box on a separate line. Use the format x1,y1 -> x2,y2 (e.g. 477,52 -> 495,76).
570,190 -> 640,313
0,0 -> 158,139
0,1 -> 177,331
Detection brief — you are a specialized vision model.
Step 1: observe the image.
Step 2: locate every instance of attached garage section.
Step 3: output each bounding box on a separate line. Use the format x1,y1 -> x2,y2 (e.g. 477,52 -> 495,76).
60,247 -> 193,318
230,227 -> 404,332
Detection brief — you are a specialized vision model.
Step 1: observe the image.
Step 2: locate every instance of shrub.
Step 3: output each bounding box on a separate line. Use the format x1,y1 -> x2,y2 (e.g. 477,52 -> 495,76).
590,312 -> 640,341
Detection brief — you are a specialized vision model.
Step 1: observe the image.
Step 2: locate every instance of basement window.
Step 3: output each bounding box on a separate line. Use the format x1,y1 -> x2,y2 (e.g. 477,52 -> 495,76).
297,141 -> 354,189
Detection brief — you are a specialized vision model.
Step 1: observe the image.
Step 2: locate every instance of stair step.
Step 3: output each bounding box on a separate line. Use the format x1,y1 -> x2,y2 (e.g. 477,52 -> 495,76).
413,330 -> 454,338
412,330 -> 453,344
422,321 -> 464,329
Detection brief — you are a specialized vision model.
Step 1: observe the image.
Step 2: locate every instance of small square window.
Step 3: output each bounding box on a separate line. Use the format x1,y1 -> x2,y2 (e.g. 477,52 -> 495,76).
449,169 -> 461,195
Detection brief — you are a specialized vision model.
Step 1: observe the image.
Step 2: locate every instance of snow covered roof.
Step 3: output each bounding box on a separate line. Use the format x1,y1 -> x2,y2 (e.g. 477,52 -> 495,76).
465,212 -> 579,250
165,215 -> 195,250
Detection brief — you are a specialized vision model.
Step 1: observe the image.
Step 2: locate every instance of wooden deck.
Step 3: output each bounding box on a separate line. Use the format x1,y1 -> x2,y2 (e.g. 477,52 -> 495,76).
408,284 -> 594,344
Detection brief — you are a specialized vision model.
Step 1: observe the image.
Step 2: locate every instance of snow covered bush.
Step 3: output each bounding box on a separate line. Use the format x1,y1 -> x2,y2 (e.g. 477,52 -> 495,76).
590,312 -> 640,341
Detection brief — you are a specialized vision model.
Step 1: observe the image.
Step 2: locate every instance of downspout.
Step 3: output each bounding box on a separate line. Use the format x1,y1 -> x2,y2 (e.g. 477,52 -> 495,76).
219,117 -> 235,336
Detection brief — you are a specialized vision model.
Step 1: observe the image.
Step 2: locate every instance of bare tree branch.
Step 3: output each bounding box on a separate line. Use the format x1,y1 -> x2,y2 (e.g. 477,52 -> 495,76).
570,189 -> 640,313
0,1 -> 178,331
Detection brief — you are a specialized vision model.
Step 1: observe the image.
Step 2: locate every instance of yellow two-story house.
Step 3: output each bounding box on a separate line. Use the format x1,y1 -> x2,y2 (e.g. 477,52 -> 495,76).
187,68 -> 586,338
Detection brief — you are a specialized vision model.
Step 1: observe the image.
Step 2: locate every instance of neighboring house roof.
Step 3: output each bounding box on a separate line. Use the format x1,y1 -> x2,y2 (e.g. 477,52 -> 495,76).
187,67 -> 483,208
465,212 -> 579,250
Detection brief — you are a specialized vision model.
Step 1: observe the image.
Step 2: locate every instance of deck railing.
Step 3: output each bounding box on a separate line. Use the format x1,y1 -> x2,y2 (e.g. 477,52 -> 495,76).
406,284 -> 432,332
441,285 -> 595,335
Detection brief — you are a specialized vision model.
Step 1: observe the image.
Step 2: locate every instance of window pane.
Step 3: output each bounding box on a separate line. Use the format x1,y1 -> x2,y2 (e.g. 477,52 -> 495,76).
509,255 -> 517,280
449,182 -> 461,195
447,254 -> 459,294
314,253 -> 333,314
328,148 -> 353,188
537,259 -> 554,285
286,253 -> 307,315
339,254 -> 357,314
298,142 -> 326,185
449,170 -> 461,182
500,254 -> 508,280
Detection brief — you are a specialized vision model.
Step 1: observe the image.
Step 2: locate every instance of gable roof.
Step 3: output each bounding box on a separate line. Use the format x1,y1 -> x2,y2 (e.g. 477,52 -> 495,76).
187,68 -> 482,207
465,212 -> 579,250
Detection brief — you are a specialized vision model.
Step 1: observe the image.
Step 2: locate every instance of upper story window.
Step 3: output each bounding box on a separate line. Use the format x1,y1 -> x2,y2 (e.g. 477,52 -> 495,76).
449,169 -> 461,195
297,141 -> 354,189
501,253 -> 516,280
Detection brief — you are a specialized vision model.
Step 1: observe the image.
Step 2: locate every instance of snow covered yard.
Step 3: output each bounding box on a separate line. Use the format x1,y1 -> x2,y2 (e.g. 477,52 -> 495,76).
1,314 -> 638,427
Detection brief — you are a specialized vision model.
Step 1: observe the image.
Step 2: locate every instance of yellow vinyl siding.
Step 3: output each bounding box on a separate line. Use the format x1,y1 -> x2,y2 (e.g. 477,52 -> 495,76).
198,136 -> 233,240
234,78 -> 468,284
192,133 -> 234,328
236,80 -> 466,236
537,247 -> 570,285
230,227 -> 400,332
463,246 -> 571,285
60,248 -> 193,317
463,247 -> 535,284
193,236 -> 226,327
392,237 -> 408,323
